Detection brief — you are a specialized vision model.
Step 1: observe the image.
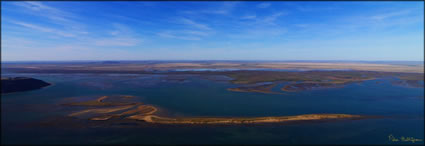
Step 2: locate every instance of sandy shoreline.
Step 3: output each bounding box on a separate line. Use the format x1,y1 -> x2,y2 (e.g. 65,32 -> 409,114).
65,96 -> 369,125
127,114 -> 365,124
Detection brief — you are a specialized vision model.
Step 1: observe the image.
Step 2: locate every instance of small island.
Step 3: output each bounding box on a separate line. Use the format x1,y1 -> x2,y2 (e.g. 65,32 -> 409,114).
1,77 -> 51,94
128,113 -> 365,124
64,95 -> 369,124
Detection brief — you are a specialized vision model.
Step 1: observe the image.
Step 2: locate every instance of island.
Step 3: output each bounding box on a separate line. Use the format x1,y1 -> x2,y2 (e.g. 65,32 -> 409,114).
1,77 -> 51,94
64,95 -> 369,124
127,113 -> 365,124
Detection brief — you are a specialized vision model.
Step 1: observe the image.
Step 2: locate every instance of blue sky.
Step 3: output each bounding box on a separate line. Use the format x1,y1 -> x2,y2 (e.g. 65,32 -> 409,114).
1,1 -> 424,61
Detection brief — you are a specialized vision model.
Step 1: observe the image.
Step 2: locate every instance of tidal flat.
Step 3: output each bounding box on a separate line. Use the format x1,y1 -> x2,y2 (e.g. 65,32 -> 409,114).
62,95 -> 366,124
1,61 -> 424,144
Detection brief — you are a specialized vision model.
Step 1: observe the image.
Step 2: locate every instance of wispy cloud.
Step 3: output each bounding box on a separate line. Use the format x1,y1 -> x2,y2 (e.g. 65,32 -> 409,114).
2,37 -> 36,51
108,23 -> 133,36
370,10 -> 412,21
11,20 -> 77,37
194,2 -> 239,15
13,2 -> 77,25
228,27 -> 287,39
185,30 -> 210,36
295,5 -> 341,12
11,19 -> 142,47
180,18 -> 211,30
160,17 -> 214,40
262,12 -> 287,25
157,32 -> 201,41
294,24 -> 309,28
333,7 -> 422,32
95,23 -> 142,47
94,37 -> 141,47
229,11 -> 288,39
238,12 -> 287,26
241,15 -> 257,20
3,2 -> 422,61
12,2 -> 87,36
157,29 -> 212,40
257,3 -> 271,9
202,2 -> 238,15
107,15 -> 154,26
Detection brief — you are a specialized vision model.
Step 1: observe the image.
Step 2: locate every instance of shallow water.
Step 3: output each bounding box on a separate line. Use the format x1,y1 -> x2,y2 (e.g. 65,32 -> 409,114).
1,73 -> 423,144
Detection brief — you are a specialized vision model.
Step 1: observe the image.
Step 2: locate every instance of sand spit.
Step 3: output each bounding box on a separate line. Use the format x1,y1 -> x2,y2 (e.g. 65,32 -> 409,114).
68,105 -> 135,117
127,114 -> 364,124
88,105 -> 156,121
64,95 -> 369,125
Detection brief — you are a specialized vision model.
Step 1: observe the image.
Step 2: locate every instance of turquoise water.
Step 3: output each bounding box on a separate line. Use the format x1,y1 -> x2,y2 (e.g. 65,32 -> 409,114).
1,73 -> 424,144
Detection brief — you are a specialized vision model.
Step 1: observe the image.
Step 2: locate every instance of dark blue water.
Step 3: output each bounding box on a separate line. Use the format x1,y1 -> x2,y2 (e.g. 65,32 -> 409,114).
1,73 -> 423,144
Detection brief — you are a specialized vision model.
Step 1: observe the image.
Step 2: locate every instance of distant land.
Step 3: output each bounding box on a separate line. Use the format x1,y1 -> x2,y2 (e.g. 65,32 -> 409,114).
1,77 -> 51,94
2,60 -> 424,66
2,60 -> 423,73
2,61 -> 423,94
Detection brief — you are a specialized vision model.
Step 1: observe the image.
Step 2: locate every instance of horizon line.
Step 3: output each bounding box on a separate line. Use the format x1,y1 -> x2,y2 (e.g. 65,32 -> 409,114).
1,59 -> 424,62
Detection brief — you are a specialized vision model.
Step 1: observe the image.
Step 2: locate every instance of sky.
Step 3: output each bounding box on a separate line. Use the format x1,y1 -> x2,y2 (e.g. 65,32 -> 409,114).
1,1 -> 424,61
